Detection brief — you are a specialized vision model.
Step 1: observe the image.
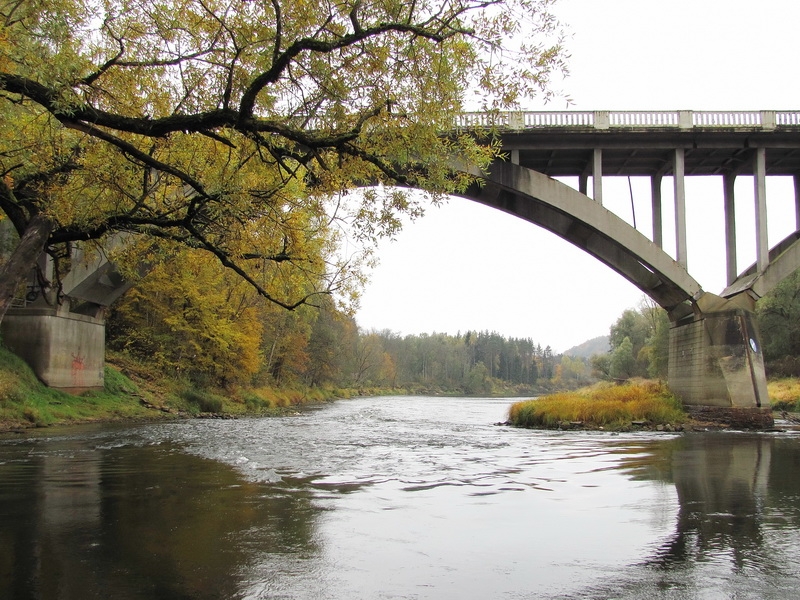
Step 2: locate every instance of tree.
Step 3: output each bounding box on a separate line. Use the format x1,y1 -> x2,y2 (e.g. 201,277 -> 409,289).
646,309 -> 670,378
541,344 -> 555,379
0,0 -> 566,324
465,361 -> 491,395
609,308 -> 650,357
607,299 -> 668,379
757,268 -> 800,374
590,353 -> 611,380
554,354 -> 588,386
107,245 -> 264,385
609,336 -> 635,381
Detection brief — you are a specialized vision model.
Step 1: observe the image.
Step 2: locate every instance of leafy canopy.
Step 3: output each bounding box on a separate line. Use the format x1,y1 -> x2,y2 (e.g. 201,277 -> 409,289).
0,0 -> 565,311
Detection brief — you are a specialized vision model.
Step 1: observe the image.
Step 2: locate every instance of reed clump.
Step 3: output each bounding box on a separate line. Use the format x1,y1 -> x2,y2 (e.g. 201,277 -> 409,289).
508,380 -> 687,430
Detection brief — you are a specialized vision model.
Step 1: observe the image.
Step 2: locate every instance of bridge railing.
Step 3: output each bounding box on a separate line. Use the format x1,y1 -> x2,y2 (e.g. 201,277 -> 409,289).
454,110 -> 800,131
523,111 -> 594,127
692,111 -> 761,126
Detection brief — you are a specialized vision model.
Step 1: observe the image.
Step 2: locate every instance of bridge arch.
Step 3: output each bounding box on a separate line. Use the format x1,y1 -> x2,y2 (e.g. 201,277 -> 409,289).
724,230 -> 800,299
455,160 -> 770,419
459,161 -> 703,320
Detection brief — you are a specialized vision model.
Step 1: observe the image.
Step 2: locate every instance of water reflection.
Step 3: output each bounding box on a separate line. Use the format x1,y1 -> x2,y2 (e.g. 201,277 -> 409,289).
2,404 -> 800,600
592,433 -> 800,600
655,434 -> 772,569
0,437 -> 320,600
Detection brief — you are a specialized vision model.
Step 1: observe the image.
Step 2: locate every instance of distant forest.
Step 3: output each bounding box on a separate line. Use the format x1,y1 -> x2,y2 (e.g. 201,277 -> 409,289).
104,249 -> 592,394
105,248 -> 800,395
109,293 -> 587,395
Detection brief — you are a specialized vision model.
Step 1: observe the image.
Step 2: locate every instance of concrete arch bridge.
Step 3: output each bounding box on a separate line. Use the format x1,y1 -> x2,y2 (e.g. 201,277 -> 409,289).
5,109 -> 800,424
456,109 -> 800,424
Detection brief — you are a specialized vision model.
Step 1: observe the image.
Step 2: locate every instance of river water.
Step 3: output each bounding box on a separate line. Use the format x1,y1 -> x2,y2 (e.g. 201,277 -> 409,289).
1,396 -> 800,599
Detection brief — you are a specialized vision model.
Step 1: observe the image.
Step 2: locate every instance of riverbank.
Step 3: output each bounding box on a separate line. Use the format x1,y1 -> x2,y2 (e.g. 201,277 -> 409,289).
3,344 -> 799,432
507,379 -> 790,432
0,346 -> 359,432
0,343 -> 558,432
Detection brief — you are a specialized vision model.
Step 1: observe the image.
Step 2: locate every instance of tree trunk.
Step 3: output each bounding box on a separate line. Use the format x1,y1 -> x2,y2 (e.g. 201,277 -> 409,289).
0,214 -> 54,325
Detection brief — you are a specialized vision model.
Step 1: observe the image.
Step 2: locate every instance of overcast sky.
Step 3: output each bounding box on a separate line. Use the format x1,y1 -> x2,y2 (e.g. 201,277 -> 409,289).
354,0 -> 800,353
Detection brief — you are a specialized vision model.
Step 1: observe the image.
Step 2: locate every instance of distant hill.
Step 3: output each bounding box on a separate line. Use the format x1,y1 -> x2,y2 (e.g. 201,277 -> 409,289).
564,335 -> 610,359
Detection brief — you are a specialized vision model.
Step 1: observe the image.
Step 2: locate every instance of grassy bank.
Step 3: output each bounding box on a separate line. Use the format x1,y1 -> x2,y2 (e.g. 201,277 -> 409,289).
0,346 -> 361,432
507,380 -> 688,431
0,346 -> 165,431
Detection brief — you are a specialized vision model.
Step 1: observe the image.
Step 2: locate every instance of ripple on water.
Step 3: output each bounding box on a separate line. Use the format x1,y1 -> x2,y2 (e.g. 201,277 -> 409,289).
5,397 -> 800,600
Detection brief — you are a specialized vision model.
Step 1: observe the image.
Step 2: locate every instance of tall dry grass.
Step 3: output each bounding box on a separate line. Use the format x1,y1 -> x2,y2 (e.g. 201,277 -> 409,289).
508,380 -> 686,429
767,378 -> 800,411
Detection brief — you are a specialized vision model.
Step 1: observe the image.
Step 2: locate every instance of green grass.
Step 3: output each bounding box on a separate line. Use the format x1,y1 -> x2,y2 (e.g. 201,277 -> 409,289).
0,344 -> 176,430
0,346 -> 347,429
508,380 -> 687,430
179,388 -> 226,413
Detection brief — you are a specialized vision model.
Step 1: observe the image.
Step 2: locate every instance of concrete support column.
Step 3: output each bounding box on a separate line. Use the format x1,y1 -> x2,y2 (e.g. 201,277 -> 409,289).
594,111 -> 610,130
761,110 -> 777,130
510,149 -> 519,165
723,174 -> 738,286
674,148 -> 688,268
579,173 -> 588,196
1,307 -> 106,393
668,293 -> 772,426
754,148 -> 768,273
592,148 -> 603,205
794,174 -> 800,231
34,250 -> 56,304
650,175 -> 663,248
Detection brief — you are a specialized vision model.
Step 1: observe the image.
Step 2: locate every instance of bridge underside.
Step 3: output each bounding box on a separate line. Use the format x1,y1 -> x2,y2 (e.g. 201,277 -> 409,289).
461,162 -> 772,422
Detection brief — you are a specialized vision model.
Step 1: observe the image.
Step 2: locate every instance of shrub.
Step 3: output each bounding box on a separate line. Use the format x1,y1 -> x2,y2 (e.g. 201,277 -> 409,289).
103,366 -> 139,395
181,388 -> 225,413
0,373 -> 21,403
22,406 -> 47,426
243,392 -> 272,411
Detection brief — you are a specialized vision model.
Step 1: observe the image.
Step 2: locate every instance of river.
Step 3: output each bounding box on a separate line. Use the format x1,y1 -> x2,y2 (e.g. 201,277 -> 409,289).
1,395 -> 800,599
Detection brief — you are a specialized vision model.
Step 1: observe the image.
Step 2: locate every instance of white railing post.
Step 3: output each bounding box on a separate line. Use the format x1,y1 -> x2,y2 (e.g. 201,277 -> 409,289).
678,111 -> 693,129
594,111 -> 610,130
761,111 -> 776,130
777,112 -> 800,126
508,112 -> 525,130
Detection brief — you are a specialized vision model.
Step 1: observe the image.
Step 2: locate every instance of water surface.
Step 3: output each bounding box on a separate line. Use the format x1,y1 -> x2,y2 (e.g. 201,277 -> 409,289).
2,396 -> 799,599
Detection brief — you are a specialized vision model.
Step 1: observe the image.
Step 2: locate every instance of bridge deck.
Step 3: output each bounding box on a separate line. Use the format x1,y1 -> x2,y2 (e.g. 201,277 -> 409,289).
460,110 -> 800,178
502,130 -> 800,178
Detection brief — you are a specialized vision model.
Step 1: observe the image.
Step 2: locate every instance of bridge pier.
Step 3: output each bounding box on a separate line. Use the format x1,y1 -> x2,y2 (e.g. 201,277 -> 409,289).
0,236 -> 130,394
668,293 -> 773,428
2,304 -> 106,393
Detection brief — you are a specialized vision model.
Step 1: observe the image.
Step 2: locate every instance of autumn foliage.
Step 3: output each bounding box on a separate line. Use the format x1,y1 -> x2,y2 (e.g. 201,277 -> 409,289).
0,0 -> 566,324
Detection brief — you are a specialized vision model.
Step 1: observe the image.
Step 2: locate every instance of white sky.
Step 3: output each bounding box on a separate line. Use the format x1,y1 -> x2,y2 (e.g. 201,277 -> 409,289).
354,0 -> 800,353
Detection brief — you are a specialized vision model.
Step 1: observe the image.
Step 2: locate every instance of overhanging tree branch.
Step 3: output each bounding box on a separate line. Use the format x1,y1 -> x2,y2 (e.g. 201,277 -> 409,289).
0,0 -> 566,326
